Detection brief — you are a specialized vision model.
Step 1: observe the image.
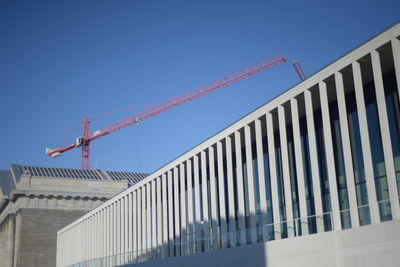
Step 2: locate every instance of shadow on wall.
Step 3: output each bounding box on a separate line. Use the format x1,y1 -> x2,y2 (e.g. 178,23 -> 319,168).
121,241 -> 269,267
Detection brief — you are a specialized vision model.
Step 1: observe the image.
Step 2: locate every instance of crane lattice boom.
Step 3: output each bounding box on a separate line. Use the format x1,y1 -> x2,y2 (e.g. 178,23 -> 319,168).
46,55 -> 287,169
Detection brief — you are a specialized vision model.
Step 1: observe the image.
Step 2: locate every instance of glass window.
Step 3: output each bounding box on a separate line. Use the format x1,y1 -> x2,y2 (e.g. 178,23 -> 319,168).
361,58 -> 392,222
299,115 -> 317,233
261,118 -> 274,241
314,104 -> 332,231
274,127 -> 288,238
383,69 -> 400,203
329,98 -> 351,229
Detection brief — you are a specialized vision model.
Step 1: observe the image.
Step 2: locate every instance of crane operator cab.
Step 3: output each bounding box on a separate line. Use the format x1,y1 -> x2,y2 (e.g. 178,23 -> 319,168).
76,137 -> 86,147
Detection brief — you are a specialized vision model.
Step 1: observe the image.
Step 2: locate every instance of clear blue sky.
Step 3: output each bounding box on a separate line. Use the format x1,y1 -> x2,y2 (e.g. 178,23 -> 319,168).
0,0 -> 399,173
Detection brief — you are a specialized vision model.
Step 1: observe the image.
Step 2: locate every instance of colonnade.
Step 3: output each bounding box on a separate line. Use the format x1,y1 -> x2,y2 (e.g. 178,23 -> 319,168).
57,24 -> 400,267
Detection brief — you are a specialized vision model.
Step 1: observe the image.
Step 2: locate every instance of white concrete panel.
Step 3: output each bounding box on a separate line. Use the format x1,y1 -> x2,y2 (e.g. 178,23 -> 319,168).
125,196 -> 129,254
97,213 -> 101,259
193,155 -> 202,251
173,167 -> 181,254
255,117 -> 268,235
244,124 -> 257,242
168,170 -> 174,255
266,112 -> 282,240
120,199 -> 125,254
142,186 -> 148,253
94,214 -> 97,259
100,212 -> 103,258
234,130 -> 247,245
319,81 -> 341,230
304,90 -> 324,232
117,200 -> 121,255
137,189 -> 142,254
156,176 -> 163,250
216,141 -> 228,246
86,219 -> 89,260
352,61 -> 380,224
335,71 -> 360,228
133,190 -> 138,256
290,98 -> 309,234
151,179 -> 157,249
225,136 -> 237,245
186,159 -> 194,254
371,50 -> 400,219
107,206 -> 111,257
146,183 -> 151,251
208,145 -> 219,249
201,150 -> 210,251
278,105 -> 295,236
179,163 -> 187,254
128,192 -> 133,253
111,205 -> 114,258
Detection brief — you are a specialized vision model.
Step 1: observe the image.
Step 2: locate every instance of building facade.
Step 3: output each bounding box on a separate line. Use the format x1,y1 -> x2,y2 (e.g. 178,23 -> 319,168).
0,164 -> 147,267
58,23 -> 400,267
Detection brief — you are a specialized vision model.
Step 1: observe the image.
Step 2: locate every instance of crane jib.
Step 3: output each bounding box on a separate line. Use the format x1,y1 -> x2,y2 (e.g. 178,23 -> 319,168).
46,55 -> 287,169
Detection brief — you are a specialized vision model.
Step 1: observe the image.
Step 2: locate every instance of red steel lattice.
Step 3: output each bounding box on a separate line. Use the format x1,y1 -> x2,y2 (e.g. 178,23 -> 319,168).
46,55 -> 287,169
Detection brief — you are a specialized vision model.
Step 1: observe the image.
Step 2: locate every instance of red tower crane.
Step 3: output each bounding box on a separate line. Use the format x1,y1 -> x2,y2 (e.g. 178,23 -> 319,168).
46,55 -> 287,169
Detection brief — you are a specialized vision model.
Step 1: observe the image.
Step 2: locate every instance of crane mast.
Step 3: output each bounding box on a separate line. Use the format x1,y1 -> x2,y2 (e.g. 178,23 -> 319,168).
46,55 -> 287,169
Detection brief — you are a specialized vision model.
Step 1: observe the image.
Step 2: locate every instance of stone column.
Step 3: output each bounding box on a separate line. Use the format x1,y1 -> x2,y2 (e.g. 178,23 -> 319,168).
225,136 -> 237,246
244,124 -> 257,243
186,159 -> 194,254
234,131 -> 246,245
13,213 -> 21,267
255,117 -> 268,240
278,105 -> 295,236
319,81 -> 341,231
200,151 -> 210,251
266,112 -> 281,239
372,50 -> 400,219
216,141 -> 228,247
335,71 -> 360,228
304,90 -> 324,232
179,163 -> 187,255
352,61 -> 380,224
290,98 -> 310,234
208,145 -> 219,249
173,167 -> 181,254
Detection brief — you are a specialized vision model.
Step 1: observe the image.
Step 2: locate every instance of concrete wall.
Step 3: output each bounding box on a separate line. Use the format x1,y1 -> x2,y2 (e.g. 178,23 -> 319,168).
0,215 -> 15,267
122,220 -> 400,267
16,209 -> 87,267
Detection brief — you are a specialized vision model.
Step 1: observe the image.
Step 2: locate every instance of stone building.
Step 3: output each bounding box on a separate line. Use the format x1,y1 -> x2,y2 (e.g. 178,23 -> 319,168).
0,164 -> 147,267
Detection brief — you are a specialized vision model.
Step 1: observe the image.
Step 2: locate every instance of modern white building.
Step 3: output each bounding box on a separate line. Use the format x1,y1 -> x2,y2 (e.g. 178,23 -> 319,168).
57,22 -> 400,267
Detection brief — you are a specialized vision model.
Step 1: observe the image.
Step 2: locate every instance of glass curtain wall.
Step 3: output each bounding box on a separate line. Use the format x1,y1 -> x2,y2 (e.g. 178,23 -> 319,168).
326,79 -> 351,229
273,120 -> 288,238
360,56 -> 392,221
343,69 -> 371,226
380,43 -> 400,205
312,89 -> 333,231
261,117 -> 274,240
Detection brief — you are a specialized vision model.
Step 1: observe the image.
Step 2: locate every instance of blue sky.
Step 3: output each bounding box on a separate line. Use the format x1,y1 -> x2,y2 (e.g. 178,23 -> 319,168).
0,0 -> 399,173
